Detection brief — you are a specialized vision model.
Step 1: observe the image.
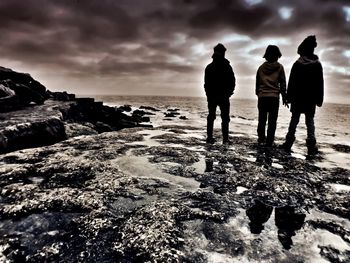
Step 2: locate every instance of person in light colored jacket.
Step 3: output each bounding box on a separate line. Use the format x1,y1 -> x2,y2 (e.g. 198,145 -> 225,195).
256,45 -> 286,146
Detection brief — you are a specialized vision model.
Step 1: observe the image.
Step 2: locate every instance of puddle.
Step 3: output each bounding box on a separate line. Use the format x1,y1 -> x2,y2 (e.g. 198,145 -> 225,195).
183,202 -> 350,262
327,183 -> 350,193
128,129 -> 167,147
316,151 -> 350,169
28,176 -> 45,184
116,150 -> 200,193
271,163 -> 283,169
291,152 -> 306,160
191,155 -> 207,174
236,186 -> 248,194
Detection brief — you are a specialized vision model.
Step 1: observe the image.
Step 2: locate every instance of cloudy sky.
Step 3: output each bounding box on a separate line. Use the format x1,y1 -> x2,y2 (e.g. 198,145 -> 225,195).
0,0 -> 349,103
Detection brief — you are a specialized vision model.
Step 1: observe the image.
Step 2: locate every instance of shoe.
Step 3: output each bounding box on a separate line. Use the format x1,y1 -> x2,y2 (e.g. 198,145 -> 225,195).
206,137 -> 216,144
306,138 -> 318,155
223,139 -> 232,145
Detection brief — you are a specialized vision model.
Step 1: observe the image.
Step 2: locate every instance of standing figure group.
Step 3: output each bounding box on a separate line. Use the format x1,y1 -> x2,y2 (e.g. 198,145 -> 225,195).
204,35 -> 324,156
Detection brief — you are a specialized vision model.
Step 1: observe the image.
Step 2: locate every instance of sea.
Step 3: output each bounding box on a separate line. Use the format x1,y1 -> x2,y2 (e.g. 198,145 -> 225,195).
92,95 -> 350,170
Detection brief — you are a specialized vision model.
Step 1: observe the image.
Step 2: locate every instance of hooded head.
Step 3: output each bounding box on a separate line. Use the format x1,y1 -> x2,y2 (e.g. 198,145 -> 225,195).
263,45 -> 282,62
213,43 -> 226,57
297,35 -> 317,56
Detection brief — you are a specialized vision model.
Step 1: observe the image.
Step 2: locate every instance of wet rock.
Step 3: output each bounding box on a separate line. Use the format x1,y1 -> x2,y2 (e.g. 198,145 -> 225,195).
333,144 -> 350,153
179,116 -> 188,120
118,105 -> 132,112
140,105 -> 160,112
0,67 -> 47,111
134,146 -> 200,165
64,123 -> 98,138
0,118 -> 66,153
47,91 -> 75,101
165,112 -> 180,118
114,201 -> 185,262
319,246 -> 350,263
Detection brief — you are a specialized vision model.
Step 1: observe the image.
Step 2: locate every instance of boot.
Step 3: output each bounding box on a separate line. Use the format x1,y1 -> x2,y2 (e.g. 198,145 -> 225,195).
281,135 -> 295,152
306,138 -> 318,155
222,122 -> 231,144
206,120 -> 215,144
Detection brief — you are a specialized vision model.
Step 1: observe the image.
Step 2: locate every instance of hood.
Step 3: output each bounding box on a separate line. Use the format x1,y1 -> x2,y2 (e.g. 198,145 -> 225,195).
260,61 -> 281,75
297,55 -> 319,65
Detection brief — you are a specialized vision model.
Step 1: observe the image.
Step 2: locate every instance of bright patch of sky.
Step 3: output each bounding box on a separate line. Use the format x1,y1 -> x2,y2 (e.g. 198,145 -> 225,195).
244,0 -> 263,6
279,7 -> 293,20
243,37 -> 290,53
343,6 -> 350,21
192,43 -> 208,56
172,33 -> 187,46
221,33 -> 251,43
344,50 -> 350,58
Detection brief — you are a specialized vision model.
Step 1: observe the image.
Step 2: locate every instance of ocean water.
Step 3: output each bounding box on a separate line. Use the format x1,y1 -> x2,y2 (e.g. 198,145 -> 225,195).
93,95 -> 350,169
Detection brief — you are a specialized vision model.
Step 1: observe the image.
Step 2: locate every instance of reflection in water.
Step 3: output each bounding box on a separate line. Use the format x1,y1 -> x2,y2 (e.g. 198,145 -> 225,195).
275,206 -> 306,249
246,200 -> 306,250
246,200 -> 273,234
205,158 -> 213,172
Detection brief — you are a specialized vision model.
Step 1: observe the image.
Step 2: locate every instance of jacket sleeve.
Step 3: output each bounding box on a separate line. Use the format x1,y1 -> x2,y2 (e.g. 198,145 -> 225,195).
279,65 -> 286,97
228,65 -> 236,95
204,66 -> 210,96
316,63 -> 324,107
286,63 -> 297,103
255,69 -> 260,96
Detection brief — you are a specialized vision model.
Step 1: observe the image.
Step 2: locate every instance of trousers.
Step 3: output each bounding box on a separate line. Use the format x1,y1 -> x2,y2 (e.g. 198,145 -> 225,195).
257,97 -> 279,144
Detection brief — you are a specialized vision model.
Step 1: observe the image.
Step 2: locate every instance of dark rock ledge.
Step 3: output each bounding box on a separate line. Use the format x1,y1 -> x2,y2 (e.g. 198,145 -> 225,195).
0,67 -> 153,154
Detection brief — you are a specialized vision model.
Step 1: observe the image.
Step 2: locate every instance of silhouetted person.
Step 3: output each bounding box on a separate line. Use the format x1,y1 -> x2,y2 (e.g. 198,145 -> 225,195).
275,206 -> 306,250
256,45 -> 286,147
246,200 -> 273,234
282,35 -> 324,155
204,43 -> 236,144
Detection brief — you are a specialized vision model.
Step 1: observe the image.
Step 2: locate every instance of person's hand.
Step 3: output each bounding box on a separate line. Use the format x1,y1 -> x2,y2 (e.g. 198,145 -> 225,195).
282,97 -> 289,108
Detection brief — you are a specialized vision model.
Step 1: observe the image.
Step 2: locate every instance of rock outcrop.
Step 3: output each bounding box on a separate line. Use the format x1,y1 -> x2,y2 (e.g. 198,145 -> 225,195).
0,68 -> 153,154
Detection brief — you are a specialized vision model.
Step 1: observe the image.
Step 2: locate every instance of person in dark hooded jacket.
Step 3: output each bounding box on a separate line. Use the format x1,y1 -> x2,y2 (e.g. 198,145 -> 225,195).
256,45 -> 286,146
204,43 -> 236,144
282,35 -> 324,155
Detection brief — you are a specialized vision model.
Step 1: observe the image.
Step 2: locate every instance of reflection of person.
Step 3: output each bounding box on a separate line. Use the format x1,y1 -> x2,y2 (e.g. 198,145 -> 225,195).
246,200 -> 273,234
246,202 -> 306,250
282,35 -> 324,155
204,43 -> 236,144
275,206 -> 306,250
256,45 -> 286,147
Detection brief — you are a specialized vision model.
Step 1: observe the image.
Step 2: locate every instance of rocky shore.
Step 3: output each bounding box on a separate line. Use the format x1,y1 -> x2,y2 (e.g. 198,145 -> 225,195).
0,69 -> 349,262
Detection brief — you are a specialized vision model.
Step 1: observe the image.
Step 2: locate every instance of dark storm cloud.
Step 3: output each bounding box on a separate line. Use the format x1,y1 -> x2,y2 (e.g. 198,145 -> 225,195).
0,0 -> 348,101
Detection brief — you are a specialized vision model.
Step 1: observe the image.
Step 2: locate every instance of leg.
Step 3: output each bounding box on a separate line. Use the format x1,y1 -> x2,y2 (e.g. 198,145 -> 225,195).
305,112 -> 318,155
257,98 -> 268,143
207,98 -> 217,143
266,98 -> 279,146
219,98 -> 230,143
283,112 -> 301,151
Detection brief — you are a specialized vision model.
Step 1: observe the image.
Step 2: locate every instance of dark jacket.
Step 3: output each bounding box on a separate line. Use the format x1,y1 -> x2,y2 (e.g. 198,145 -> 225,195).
204,54 -> 235,99
287,55 -> 324,113
256,61 -> 286,98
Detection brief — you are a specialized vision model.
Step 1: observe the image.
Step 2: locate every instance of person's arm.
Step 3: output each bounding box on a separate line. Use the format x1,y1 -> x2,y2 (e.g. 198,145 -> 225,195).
286,63 -> 297,104
255,69 -> 260,96
316,63 -> 324,107
204,66 -> 209,96
279,66 -> 287,106
230,66 -> 236,96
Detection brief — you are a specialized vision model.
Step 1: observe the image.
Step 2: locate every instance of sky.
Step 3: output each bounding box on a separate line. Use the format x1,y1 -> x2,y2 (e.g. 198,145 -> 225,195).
0,0 -> 349,103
